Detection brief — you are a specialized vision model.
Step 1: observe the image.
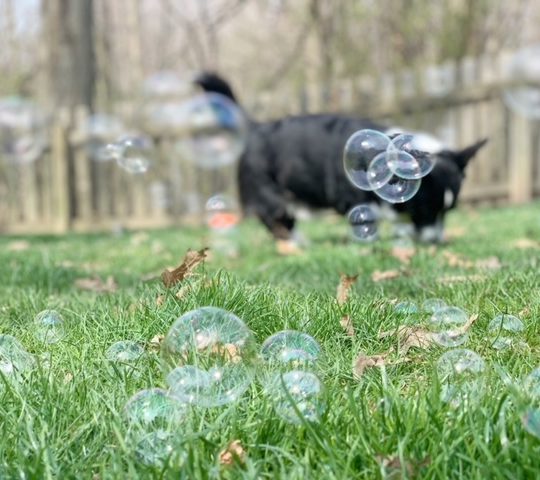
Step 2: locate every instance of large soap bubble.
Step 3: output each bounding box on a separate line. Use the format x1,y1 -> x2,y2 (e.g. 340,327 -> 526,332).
0,334 -> 35,381
161,307 -> 257,407
260,330 -> 321,368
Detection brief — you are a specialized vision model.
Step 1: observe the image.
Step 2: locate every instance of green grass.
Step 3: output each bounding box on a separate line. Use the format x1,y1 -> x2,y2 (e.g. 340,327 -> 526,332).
1,202 -> 540,479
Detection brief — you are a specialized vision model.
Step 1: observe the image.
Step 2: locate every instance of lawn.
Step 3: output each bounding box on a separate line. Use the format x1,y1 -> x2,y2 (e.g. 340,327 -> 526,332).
1,202 -> 540,479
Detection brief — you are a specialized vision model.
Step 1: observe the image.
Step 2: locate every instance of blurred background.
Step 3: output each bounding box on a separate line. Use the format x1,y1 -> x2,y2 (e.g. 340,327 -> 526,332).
1,0 -> 540,235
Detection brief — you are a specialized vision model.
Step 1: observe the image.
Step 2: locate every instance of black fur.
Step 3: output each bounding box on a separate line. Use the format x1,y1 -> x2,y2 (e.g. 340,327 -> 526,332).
194,72 -> 487,241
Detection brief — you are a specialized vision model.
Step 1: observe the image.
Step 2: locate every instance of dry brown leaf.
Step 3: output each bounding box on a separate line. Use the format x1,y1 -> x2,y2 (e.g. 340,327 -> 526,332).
63,372 -> 73,384
513,238 -> 540,250
376,454 -> 431,479
519,307 -> 531,317
372,269 -> 402,282
219,440 -> 246,466
442,251 -> 474,268
75,276 -> 117,293
353,353 -> 387,379
161,248 -> 209,287
336,274 -> 358,305
148,334 -> 164,352
276,239 -> 303,256
340,315 -> 355,337
7,240 -> 30,252
390,245 -> 416,264
475,256 -> 501,270
175,285 -> 191,300
436,274 -> 486,284
156,295 -> 165,307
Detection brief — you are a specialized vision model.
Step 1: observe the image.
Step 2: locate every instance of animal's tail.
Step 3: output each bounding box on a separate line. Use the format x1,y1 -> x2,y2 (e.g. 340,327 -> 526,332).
193,72 -> 238,103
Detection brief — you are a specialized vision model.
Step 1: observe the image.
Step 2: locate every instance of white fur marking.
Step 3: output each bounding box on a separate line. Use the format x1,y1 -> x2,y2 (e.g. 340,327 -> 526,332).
444,189 -> 455,209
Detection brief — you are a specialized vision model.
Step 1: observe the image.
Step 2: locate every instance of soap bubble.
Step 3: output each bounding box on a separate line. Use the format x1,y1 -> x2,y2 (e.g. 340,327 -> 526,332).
34,310 -> 65,344
174,93 -> 247,169
422,298 -> 447,313
261,330 -> 321,368
161,307 -> 257,407
0,334 -> 35,380
503,45 -> 540,119
347,204 -> 378,241
110,135 -> 154,174
387,134 -> 435,178
106,340 -> 144,376
394,301 -> 418,315
488,314 -> 525,350
124,389 -> 185,466
429,306 -> 469,347
366,152 -> 393,189
343,129 -> 390,191
166,365 -> 212,404
86,114 -> 125,162
374,175 -> 421,204
0,96 -> 47,164
524,368 -> 540,400
265,370 -> 326,424
437,349 -> 486,407
521,408 -> 540,439
205,194 -> 240,233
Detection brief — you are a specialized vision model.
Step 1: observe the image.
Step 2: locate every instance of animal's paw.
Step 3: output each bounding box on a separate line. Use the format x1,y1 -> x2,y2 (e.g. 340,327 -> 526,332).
276,239 -> 303,256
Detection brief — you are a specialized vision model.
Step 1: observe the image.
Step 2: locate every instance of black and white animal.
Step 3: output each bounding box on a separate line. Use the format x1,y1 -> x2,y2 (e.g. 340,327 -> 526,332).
194,72 -> 487,244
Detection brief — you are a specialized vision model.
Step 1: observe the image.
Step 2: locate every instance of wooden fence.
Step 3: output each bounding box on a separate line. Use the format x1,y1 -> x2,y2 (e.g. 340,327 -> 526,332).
1,50 -> 539,234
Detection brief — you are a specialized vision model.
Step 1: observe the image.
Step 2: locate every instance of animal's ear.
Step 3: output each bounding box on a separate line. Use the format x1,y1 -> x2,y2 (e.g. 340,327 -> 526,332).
451,138 -> 489,171
193,71 -> 237,103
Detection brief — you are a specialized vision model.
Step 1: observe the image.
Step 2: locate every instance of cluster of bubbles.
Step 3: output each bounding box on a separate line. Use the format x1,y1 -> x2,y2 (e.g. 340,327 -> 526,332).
343,129 -> 436,240
0,96 -> 47,164
104,135 -> 155,174
503,44 -> 540,119
117,307 -> 325,465
394,299 -> 528,408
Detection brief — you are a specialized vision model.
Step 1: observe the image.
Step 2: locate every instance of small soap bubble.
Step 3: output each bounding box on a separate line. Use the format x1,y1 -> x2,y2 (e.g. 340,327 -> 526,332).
429,306 -> 469,347
347,204 -> 378,241
161,307 -> 257,407
265,370 -> 326,424
373,175 -> 421,204
522,408 -> 540,439
106,340 -> 144,376
174,93 -> 247,169
205,194 -> 240,233
488,314 -> 525,350
261,330 -> 321,368
387,134 -> 435,178
394,301 -> 418,315
343,129 -> 391,191
524,368 -> 540,400
112,135 -> 154,174
34,310 -> 65,344
437,349 -> 486,407
367,151 -> 393,189
0,334 -> 35,380
86,114 -> 125,162
422,298 -> 447,313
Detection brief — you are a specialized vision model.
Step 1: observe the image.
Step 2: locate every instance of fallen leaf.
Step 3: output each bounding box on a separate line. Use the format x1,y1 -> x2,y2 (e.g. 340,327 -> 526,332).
372,270 -> 402,282
442,251 -> 474,268
519,307 -> 531,317
175,285 -> 191,300
148,334 -> 164,352
63,372 -> 73,384
376,454 -> 431,479
336,274 -> 358,305
211,343 -> 242,363
276,239 -> 303,256
436,274 -> 486,284
219,440 -> 246,466
513,238 -> 540,250
340,315 -> 355,337
74,276 -> 117,293
353,353 -> 387,379
475,256 -> 501,270
161,248 -> 209,287
7,240 -> 30,252
156,295 -> 165,307
390,245 -> 416,264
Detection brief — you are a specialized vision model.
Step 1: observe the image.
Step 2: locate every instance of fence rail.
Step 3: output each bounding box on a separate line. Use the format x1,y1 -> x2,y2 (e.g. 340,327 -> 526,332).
1,50 -> 539,234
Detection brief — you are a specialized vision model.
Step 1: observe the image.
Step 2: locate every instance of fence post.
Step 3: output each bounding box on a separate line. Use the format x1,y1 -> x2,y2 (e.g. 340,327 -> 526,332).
508,111 -> 533,204
51,109 -> 71,232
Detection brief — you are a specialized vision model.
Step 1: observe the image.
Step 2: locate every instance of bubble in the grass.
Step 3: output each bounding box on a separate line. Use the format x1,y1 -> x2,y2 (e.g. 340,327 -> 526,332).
394,301 -> 418,315
524,368 -> 540,400
261,330 -> 321,367
166,365 -> 212,404
266,370 -> 326,424
387,134 -> 435,178
503,45 -> 540,119
205,194 -> 240,232
124,388 -> 185,427
429,306 -> 469,347
106,341 -> 144,373
347,204 -> 378,241
437,349 -> 486,407
113,135 -> 154,174
422,298 -> 447,313
0,334 -> 35,378
343,129 -> 391,191
374,175 -> 421,204
0,96 -> 47,164
522,408 -> 540,439
34,310 -> 65,344
174,93 -> 247,169
366,151 -> 393,189
161,307 -> 257,407
488,314 -> 525,350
